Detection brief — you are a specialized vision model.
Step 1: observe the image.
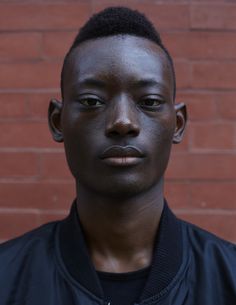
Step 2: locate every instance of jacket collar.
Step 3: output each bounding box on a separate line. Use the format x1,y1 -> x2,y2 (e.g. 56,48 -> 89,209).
58,199 -> 183,301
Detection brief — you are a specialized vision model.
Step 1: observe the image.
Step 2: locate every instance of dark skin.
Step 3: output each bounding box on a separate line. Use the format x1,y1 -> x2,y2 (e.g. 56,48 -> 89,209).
49,35 -> 186,273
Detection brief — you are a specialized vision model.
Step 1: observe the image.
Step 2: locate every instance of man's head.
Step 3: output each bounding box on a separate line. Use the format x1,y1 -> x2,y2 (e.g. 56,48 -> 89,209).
49,7 -> 186,198
61,7 -> 176,100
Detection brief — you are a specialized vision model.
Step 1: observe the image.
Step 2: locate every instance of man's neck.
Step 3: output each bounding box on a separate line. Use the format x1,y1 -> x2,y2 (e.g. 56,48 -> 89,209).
76,181 -> 164,273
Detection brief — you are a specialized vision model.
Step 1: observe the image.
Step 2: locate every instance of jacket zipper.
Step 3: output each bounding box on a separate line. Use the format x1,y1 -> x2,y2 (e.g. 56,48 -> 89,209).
104,301 -> 138,305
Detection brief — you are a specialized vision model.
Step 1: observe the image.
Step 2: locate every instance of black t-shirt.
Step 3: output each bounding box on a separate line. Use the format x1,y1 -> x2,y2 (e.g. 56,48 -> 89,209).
97,266 -> 150,305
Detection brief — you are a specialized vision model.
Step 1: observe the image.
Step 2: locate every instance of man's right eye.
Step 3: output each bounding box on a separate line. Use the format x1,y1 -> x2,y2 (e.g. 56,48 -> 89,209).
78,98 -> 104,107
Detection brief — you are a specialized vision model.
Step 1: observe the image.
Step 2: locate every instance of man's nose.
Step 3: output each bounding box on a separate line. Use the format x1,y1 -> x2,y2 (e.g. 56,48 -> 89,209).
105,97 -> 140,138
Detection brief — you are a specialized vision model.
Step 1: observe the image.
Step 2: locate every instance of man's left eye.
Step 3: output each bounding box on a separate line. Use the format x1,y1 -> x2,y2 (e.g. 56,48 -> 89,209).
139,98 -> 162,107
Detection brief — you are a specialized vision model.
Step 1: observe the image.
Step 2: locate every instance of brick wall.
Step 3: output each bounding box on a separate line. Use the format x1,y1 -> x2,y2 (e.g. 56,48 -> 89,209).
0,0 -> 235,243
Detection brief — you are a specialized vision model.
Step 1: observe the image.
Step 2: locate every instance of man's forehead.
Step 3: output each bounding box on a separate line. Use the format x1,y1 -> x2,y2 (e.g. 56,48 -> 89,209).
70,35 -> 168,64
65,35 -> 173,86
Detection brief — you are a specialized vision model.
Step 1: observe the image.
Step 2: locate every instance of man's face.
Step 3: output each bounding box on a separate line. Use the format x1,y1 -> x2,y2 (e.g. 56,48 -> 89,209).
52,35 -> 185,197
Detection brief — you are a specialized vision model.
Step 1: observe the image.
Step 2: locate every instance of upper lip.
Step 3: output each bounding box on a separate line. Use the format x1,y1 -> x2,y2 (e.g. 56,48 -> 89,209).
100,145 -> 145,159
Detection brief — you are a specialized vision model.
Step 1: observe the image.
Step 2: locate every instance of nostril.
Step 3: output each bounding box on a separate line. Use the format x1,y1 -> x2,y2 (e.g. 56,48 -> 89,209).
127,129 -> 139,136
108,130 -> 120,137
106,121 -> 140,137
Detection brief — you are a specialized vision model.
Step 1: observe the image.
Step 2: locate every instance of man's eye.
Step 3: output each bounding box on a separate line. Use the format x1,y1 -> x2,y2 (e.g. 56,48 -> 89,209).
79,98 -> 103,107
139,98 -> 162,107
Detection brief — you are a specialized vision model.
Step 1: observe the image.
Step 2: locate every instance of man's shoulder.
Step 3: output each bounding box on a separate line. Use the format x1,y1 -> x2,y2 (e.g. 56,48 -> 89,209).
0,220 -> 60,268
0,219 -> 66,302
180,217 -> 236,266
182,218 -> 235,246
177,217 -> 236,300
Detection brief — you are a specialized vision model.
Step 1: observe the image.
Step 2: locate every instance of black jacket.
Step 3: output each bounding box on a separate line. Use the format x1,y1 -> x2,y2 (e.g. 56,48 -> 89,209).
0,201 -> 236,305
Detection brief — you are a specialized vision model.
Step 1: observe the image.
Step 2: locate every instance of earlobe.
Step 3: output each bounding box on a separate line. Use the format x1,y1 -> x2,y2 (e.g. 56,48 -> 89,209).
48,99 -> 64,143
173,102 -> 187,144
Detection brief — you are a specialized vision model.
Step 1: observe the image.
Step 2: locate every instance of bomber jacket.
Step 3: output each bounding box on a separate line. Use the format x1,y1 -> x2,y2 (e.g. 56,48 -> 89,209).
0,200 -> 236,305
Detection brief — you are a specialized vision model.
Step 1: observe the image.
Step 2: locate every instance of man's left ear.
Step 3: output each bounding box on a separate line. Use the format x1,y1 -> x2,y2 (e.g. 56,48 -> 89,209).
173,102 -> 187,144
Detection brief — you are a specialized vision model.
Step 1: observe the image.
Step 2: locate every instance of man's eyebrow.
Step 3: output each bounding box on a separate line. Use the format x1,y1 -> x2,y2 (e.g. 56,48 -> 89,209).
76,78 -> 107,88
132,78 -> 166,89
71,77 -> 167,91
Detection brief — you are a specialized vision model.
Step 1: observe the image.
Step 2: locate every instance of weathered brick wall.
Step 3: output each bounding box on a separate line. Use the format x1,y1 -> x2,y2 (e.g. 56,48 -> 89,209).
0,0 -> 235,242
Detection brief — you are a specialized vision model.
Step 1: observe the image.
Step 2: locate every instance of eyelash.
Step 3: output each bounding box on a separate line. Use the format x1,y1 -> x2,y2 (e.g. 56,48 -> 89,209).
138,98 -> 163,108
77,96 -> 164,110
78,97 -> 104,107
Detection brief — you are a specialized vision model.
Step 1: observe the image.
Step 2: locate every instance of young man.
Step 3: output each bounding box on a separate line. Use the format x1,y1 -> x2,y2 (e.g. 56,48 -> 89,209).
0,7 -> 236,305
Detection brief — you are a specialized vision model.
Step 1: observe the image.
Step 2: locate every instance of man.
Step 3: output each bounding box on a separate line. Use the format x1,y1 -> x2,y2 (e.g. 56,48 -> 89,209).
0,7 -> 235,305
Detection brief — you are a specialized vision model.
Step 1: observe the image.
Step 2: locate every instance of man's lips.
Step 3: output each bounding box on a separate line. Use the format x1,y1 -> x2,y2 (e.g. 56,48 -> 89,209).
100,145 -> 145,158
100,145 -> 145,166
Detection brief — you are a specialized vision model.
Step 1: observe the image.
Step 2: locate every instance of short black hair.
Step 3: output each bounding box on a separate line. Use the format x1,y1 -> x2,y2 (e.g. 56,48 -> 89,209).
61,7 -> 176,99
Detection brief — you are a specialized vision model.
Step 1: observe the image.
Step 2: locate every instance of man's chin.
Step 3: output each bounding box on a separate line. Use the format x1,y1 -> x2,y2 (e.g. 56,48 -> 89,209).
83,176 -> 159,200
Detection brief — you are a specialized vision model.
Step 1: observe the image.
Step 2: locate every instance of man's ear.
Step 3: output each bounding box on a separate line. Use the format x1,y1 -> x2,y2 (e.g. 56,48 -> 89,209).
173,102 -> 187,144
48,99 -> 63,143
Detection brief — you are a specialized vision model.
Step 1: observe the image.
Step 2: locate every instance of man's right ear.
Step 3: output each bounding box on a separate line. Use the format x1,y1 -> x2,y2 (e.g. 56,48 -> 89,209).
48,99 -> 63,143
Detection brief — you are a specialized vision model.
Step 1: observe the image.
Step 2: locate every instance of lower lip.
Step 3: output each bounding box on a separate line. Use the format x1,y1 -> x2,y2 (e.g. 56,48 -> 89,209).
102,157 -> 143,166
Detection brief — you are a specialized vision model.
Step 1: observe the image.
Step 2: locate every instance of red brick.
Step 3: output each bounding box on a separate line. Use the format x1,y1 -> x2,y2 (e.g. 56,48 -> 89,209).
0,0 -> 235,244
189,182 -> 236,209
190,0 -> 229,2
164,181 -> 190,208
0,152 -> 39,178
192,62 -> 236,90
0,93 -> 27,119
166,181 -> 236,210
40,153 -> 72,180
0,210 -> 40,240
28,92 -> 61,119
171,131 -> 189,152
216,92 -> 236,120
0,3 -> 91,31
191,4 -> 236,30
0,122 -> 57,148
176,212 -> 236,242
189,122 -> 235,150
92,2 -> 190,30
176,91 -> 217,121
0,182 -> 74,210
175,61 -> 192,89
0,61 -> 61,89
0,33 -> 42,62
38,211 -> 68,225
162,32 -> 236,60
42,31 -> 77,58
166,153 -> 236,180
